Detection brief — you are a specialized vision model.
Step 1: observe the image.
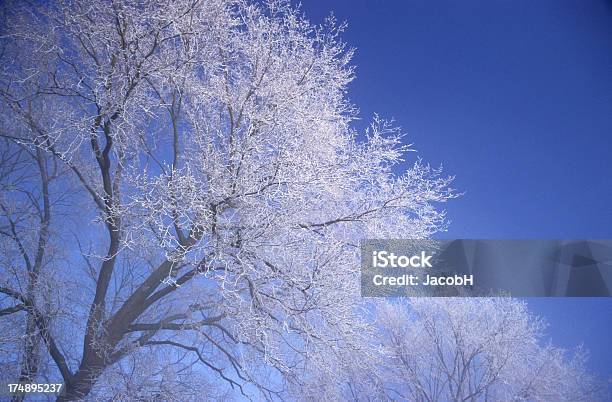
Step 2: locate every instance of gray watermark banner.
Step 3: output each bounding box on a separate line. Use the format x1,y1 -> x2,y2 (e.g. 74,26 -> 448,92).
361,240 -> 612,297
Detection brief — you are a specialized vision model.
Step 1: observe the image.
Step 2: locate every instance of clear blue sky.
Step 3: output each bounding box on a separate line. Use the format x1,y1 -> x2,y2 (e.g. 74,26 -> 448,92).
300,0 -> 612,383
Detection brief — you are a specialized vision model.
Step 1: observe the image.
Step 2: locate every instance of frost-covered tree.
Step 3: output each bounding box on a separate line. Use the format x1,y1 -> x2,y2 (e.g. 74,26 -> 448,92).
1,1 -> 604,401
376,298 -> 605,402
0,0 -> 455,400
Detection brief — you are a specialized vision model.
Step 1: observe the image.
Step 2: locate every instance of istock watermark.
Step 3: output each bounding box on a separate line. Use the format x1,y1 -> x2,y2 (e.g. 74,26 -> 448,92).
371,250 -> 433,268
361,239 -> 612,297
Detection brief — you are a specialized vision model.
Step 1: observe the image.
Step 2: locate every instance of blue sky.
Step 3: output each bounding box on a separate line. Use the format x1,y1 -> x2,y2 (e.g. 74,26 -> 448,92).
300,0 -> 612,382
